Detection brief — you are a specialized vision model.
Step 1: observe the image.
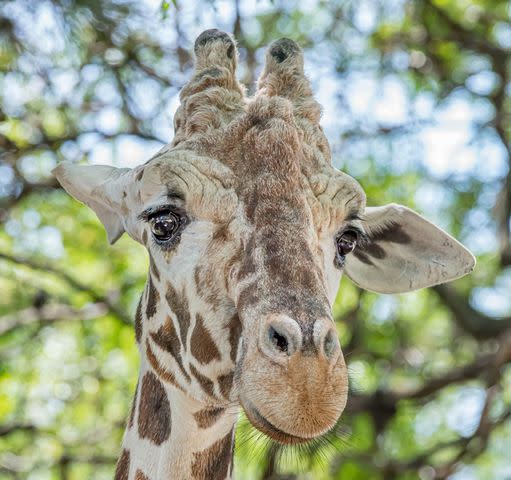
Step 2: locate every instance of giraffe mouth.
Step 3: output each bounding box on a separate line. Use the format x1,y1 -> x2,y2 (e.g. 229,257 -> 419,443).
242,400 -> 311,445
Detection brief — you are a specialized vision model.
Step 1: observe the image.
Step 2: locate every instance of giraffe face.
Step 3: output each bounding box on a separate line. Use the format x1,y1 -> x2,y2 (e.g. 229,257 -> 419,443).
106,153 -> 359,443
54,30 -> 475,446
125,125 -> 364,442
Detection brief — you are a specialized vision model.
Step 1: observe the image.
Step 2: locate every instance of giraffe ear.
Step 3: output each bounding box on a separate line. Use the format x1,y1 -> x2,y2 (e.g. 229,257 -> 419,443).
344,204 -> 476,294
53,163 -> 130,244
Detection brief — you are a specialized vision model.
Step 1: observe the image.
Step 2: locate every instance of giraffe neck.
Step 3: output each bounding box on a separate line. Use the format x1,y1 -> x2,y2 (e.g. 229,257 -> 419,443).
115,358 -> 238,480
113,265 -> 242,480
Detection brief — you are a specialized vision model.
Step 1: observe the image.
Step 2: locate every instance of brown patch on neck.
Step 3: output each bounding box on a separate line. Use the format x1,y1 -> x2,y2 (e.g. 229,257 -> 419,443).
218,372 -> 234,400
128,381 -> 138,429
226,314 -> 241,363
193,406 -> 225,429
190,364 -> 216,399
191,429 -> 234,480
146,339 -> 184,391
146,276 -> 160,319
135,297 -> 143,343
135,470 -> 149,480
166,282 -> 191,349
138,371 -> 171,445
191,314 -> 222,364
150,316 -> 191,382
114,449 -> 130,480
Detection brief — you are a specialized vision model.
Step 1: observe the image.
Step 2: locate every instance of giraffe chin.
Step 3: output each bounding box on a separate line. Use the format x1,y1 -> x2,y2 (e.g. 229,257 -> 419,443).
241,400 -> 319,445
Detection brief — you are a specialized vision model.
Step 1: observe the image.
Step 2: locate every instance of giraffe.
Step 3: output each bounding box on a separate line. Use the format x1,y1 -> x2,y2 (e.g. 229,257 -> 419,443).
53,30 -> 475,479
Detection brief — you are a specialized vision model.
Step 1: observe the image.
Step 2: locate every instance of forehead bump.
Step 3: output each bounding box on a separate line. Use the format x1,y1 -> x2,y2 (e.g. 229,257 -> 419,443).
173,29 -> 245,145
257,37 -> 322,138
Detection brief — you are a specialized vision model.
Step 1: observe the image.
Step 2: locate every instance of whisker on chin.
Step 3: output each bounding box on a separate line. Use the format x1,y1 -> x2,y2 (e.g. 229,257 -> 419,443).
234,408 -> 356,477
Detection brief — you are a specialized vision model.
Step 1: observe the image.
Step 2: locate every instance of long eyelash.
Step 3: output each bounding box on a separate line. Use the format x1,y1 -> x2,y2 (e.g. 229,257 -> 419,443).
342,225 -> 370,248
138,204 -> 184,221
355,228 -> 370,247
138,205 -> 170,221
351,213 -> 367,222
148,208 -> 173,221
345,212 -> 364,222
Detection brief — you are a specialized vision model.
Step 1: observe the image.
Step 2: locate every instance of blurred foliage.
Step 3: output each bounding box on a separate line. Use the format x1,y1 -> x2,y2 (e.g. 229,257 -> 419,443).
1,0 -> 511,479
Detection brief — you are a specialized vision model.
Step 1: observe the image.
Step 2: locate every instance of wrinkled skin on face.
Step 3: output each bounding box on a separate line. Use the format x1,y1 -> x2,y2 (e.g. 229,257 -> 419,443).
54,30 -> 475,445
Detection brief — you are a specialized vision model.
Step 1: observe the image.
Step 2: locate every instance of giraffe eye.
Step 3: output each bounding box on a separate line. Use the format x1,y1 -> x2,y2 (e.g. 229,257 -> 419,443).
336,230 -> 358,257
334,229 -> 361,269
149,211 -> 182,243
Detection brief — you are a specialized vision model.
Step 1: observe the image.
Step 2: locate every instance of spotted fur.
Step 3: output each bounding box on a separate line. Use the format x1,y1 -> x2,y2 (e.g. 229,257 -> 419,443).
191,430 -> 234,480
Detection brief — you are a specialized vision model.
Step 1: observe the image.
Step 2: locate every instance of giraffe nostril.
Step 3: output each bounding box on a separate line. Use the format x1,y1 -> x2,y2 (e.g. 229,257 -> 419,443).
269,326 -> 289,354
260,316 -> 301,360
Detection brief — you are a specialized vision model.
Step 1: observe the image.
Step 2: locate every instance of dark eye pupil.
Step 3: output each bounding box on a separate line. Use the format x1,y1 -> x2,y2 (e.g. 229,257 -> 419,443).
337,231 -> 357,256
151,213 -> 179,240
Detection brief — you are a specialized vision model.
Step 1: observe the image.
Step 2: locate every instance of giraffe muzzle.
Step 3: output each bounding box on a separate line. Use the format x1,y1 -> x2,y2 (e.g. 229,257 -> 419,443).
238,314 -> 348,444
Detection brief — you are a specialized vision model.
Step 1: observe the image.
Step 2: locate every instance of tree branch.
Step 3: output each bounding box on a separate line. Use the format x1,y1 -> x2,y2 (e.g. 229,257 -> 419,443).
433,284 -> 511,339
0,423 -> 37,437
0,303 -> 108,336
0,252 -> 132,326
347,329 -> 511,415
423,0 -> 510,60
0,178 -> 61,223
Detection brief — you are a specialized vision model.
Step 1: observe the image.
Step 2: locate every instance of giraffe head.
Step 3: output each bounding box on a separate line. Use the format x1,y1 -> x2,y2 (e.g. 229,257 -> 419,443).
54,30 -> 475,445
